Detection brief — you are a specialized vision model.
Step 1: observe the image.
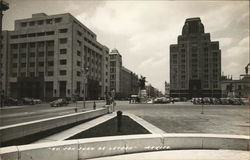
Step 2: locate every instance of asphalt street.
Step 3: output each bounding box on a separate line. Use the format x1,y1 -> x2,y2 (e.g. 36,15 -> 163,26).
0,101 -> 106,126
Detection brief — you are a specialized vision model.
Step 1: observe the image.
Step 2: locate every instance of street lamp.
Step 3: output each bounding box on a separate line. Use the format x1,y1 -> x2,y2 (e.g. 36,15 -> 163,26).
82,67 -> 88,109
0,0 -> 9,108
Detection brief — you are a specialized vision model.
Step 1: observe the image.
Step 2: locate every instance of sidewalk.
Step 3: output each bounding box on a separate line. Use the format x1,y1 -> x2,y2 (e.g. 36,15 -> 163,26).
88,150 -> 249,160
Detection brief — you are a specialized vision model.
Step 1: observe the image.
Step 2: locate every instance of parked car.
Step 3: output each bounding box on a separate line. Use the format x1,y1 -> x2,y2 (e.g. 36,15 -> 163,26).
33,99 -> 42,104
50,98 -> 68,107
4,97 -> 22,106
21,97 -> 35,105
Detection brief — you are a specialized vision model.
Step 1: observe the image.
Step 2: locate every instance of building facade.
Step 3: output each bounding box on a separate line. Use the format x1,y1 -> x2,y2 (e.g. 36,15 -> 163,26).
170,17 -> 221,98
221,75 -> 250,98
109,48 -> 139,99
1,13 -> 110,100
164,81 -> 170,97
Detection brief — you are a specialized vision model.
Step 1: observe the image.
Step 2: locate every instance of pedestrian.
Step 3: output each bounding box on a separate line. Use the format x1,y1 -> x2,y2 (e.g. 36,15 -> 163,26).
93,101 -> 96,110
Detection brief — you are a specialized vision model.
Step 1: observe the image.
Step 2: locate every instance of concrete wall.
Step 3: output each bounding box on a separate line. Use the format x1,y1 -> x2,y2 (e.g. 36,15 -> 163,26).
1,134 -> 249,160
0,108 -> 108,144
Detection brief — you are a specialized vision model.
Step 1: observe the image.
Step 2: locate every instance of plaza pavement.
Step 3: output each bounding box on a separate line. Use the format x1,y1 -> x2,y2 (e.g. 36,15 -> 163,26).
116,101 -> 250,136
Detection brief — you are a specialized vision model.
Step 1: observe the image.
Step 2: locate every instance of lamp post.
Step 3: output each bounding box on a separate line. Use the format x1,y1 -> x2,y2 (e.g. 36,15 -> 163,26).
82,67 -> 88,109
0,0 -> 9,108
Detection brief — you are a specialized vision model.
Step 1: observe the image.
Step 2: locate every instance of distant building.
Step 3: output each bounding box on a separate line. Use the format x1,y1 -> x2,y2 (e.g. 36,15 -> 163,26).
109,48 -> 139,99
164,81 -> 170,97
146,84 -> 162,98
221,75 -> 250,98
170,17 -> 221,98
1,13 -> 110,100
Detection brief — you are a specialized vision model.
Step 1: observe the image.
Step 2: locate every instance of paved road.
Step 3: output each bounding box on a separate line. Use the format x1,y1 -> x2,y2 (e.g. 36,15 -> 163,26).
115,101 -> 250,136
0,101 -> 106,126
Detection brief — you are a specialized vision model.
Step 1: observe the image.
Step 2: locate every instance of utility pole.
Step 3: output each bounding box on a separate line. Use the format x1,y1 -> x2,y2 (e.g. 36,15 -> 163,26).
0,0 -> 9,108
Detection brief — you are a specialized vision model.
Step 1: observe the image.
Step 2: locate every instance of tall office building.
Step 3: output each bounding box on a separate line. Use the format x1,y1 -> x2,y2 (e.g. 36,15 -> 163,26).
109,48 -> 139,98
170,17 -> 221,98
1,13 -> 110,100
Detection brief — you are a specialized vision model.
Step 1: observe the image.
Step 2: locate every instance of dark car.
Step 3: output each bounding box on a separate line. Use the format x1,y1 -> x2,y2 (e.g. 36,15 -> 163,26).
50,98 -> 68,107
4,97 -> 22,106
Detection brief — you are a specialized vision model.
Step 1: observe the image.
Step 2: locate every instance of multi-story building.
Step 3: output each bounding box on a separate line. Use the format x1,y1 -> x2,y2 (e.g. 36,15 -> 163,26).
146,84 -> 163,98
221,75 -> 250,98
1,13 -> 110,100
109,48 -> 139,99
170,17 -> 221,98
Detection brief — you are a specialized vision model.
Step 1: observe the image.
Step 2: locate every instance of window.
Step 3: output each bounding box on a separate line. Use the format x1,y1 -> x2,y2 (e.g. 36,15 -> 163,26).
77,40 -> 82,46
46,31 -> 54,35
60,49 -> 67,54
20,72 -> 26,77
37,32 -> 45,36
110,61 -> 116,67
37,20 -> 44,25
48,71 -> 53,76
60,70 -> 67,75
60,59 -> 67,65
21,53 -> 26,58
20,43 -> 27,48
28,52 -> 34,57
48,51 -> 54,56
55,17 -> 62,23
77,31 -> 82,36
60,38 -> 67,44
21,22 -> 27,27
38,42 -> 44,47
77,61 -> 81,66
12,54 -> 18,58
29,72 -> 35,77
47,41 -> 54,46
12,72 -> 17,77
77,71 -> 81,76
48,61 -> 54,66
39,52 -> 44,57
19,34 -> 27,38
77,50 -> 81,56
29,21 -> 35,26
28,33 -> 36,37
39,62 -> 44,66
38,72 -> 44,77
29,62 -> 35,67
29,43 -> 35,48
12,63 -> 17,68
59,28 -> 68,33
10,35 -> 18,39
46,19 -> 53,24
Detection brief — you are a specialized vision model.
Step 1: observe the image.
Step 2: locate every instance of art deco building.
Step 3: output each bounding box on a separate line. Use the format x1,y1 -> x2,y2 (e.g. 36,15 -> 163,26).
170,17 -> 221,98
109,48 -> 139,98
1,13 -> 110,100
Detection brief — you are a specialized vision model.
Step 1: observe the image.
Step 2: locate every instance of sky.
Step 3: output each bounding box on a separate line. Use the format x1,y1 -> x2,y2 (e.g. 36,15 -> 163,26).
3,0 -> 249,93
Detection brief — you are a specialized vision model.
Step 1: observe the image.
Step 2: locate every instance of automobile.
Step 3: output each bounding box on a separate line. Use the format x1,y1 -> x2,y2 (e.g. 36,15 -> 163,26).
4,97 -> 22,106
50,98 -> 68,107
154,97 -> 169,104
21,97 -> 35,105
33,99 -> 42,104
154,98 -> 163,104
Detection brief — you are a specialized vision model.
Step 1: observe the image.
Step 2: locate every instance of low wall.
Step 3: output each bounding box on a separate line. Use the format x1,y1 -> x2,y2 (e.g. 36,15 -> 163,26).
0,108 -> 108,146
1,134 -> 249,160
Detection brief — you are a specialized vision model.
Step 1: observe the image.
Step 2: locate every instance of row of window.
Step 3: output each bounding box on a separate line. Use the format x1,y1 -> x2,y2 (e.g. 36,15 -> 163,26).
20,17 -> 62,28
11,31 -> 55,39
11,59 -> 69,68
